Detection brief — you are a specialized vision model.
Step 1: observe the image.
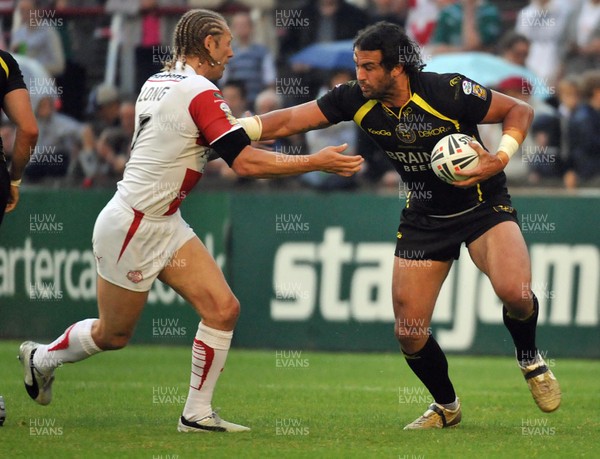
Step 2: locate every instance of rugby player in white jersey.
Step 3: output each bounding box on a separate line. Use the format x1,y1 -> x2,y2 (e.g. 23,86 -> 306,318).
18,9 -> 363,433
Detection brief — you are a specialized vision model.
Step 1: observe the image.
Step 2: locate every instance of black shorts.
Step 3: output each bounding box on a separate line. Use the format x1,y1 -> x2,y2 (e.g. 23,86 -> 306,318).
395,200 -> 519,261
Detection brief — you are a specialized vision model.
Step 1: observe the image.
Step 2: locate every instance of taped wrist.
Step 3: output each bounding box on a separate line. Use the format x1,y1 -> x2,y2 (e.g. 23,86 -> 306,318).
497,134 -> 519,163
237,115 -> 262,141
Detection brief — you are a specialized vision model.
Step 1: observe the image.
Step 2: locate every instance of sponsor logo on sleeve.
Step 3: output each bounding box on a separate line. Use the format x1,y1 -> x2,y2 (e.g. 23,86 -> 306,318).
493,204 -> 515,215
462,80 -> 472,95
219,102 -> 238,126
449,76 -> 461,87
472,84 -> 487,101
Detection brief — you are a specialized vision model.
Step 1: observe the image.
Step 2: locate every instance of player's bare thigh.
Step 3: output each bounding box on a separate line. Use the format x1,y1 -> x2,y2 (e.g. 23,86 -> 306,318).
92,276 -> 149,350
392,256 -> 453,353
158,236 -> 240,331
467,220 -> 532,317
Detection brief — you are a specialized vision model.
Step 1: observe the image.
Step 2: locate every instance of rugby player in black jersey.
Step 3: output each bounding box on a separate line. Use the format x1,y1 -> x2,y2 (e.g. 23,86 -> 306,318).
238,22 -> 561,429
0,49 -> 37,226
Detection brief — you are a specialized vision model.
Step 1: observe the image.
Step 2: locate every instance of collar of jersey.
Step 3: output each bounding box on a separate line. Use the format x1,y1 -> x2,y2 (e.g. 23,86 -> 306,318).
174,61 -> 198,76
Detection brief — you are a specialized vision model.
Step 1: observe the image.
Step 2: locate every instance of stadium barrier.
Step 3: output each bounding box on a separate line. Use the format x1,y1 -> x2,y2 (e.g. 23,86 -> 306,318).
1,189 -> 598,358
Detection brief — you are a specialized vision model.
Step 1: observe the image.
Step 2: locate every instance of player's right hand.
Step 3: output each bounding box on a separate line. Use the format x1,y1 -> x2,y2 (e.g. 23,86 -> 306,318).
314,143 -> 364,177
5,184 -> 19,213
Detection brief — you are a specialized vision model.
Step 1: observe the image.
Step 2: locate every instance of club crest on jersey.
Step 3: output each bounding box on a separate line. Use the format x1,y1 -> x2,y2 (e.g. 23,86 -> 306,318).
219,102 -> 238,126
395,124 -> 416,143
127,270 -> 144,284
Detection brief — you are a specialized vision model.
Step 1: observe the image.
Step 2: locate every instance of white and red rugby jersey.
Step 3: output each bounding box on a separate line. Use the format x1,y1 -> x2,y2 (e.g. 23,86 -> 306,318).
117,61 -> 242,216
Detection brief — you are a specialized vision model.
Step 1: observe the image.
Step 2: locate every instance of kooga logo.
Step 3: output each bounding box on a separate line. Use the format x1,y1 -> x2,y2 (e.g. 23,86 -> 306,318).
367,128 -> 392,136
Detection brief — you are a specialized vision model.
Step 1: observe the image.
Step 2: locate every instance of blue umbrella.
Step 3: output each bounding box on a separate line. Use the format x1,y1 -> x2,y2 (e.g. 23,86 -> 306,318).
13,54 -> 54,109
424,52 -> 551,98
289,40 -> 355,71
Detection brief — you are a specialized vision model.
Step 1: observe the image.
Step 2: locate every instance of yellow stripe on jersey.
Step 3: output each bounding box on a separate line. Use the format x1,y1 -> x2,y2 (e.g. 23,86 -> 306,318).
411,93 -> 460,131
0,57 -> 9,78
353,99 -> 378,127
476,184 -> 483,202
406,191 -> 411,208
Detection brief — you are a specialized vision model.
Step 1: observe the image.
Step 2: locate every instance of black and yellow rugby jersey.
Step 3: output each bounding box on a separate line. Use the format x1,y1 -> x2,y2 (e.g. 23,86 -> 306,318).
0,50 -> 27,155
0,50 -> 27,107
317,72 -> 509,216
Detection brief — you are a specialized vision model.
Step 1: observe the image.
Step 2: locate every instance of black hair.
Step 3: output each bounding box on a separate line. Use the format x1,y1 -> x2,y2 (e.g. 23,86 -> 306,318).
353,21 -> 424,74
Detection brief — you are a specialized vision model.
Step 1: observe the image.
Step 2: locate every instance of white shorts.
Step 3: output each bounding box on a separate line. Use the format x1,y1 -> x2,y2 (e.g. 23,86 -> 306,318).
92,193 -> 196,292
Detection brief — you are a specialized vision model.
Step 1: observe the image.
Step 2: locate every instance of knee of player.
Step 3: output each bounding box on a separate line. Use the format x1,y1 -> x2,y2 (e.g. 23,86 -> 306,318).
211,295 -> 240,327
394,323 -> 430,348
395,329 -> 430,346
494,282 -> 528,307
224,296 -> 241,321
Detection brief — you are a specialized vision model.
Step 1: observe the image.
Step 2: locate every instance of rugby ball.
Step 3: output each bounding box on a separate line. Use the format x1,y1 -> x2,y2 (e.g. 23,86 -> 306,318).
430,133 -> 480,184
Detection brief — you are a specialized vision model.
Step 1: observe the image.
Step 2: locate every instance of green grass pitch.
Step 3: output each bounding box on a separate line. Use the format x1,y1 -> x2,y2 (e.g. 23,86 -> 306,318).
1,341 -> 598,458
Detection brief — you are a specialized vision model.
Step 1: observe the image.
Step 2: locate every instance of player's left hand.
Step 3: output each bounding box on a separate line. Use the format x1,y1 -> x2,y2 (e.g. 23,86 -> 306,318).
452,141 -> 504,187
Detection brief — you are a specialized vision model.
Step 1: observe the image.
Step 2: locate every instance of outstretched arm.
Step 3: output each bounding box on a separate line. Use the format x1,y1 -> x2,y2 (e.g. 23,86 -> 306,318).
211,128 -> 363,179
239,101 -> 331,140
231,143 -> 362,178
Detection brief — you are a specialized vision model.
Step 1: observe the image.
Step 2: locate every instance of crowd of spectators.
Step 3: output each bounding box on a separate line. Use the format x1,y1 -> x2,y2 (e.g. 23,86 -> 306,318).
0,0 -> 598,191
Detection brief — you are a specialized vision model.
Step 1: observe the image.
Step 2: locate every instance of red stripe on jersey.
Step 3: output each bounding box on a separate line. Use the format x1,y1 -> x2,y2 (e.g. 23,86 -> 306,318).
48,323 -> 76,351
117,209 -> 145,262
163,168 -> 202,216
188,90 -> 238,144
191,339 -> 215,391
411,21 -> 436,45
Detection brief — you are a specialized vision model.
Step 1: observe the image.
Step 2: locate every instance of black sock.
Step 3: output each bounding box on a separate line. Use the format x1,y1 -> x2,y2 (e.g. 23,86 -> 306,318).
503,294 -> 539,364
403,335 -> 456,405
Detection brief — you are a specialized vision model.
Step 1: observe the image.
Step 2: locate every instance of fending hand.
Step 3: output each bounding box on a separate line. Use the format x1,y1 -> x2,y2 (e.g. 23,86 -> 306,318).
315,143 -> 364,177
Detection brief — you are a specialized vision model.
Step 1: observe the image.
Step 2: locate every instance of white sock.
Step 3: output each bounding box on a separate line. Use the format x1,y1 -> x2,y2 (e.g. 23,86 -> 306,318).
182,322 -> 233,422
33,319 -> 102,373
442,397 -> 459,411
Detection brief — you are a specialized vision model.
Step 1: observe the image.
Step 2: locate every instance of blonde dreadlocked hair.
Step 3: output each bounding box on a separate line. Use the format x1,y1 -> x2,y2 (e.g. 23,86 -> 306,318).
164,9 -> 227,71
